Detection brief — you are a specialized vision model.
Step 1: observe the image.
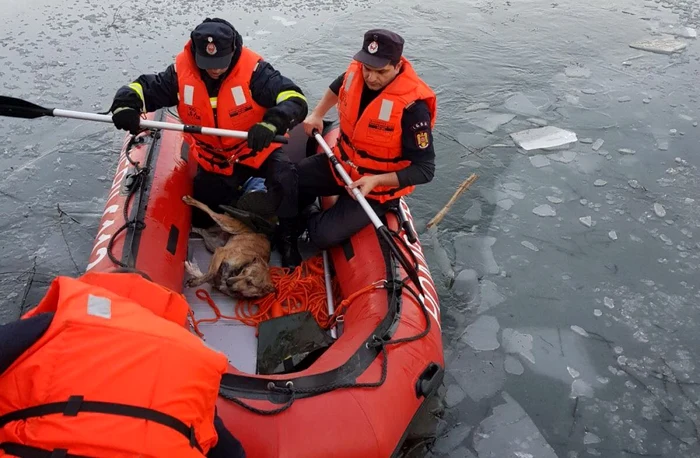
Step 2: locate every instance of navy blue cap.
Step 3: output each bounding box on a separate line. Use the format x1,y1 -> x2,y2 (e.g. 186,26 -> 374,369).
353,29 -> 404,68
191,20 -> 236,69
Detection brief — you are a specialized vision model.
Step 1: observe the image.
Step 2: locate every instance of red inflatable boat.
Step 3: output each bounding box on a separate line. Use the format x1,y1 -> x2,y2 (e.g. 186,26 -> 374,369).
85,108 -> 445,458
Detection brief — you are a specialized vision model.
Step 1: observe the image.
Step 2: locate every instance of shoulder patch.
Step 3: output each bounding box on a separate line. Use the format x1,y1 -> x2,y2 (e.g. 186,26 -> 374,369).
410,120 -> 430,132
415,130 -> 430,149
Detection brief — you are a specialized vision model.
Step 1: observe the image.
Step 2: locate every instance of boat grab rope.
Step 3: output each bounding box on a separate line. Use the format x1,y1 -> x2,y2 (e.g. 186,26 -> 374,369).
106,133 -> 150,270
217,223 -> 434,416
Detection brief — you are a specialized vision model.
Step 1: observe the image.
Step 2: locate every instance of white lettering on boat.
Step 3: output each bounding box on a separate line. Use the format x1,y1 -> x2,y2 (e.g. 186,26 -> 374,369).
398,199 -> 442,330
85,138 -> 135,272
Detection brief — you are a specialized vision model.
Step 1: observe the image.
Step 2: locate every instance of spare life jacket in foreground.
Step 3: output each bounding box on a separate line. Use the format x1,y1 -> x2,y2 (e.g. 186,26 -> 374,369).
0,271 -> 229,458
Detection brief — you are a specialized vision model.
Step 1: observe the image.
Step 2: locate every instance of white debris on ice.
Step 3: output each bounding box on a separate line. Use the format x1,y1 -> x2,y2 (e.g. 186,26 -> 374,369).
510,126 -> 578,151
584,432 -> 602,445
654,203 -> 667,218
533,204 -> 556,217
604,297 -> 615,309
570,325 -> 589,337
629,37 -> 687,55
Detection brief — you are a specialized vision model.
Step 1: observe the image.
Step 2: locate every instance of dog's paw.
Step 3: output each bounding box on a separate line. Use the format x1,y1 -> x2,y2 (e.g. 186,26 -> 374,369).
184,259 -> 203,277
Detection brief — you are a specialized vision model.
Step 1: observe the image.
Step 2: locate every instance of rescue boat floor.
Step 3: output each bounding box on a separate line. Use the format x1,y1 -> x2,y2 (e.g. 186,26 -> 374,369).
183,235 -> 324,373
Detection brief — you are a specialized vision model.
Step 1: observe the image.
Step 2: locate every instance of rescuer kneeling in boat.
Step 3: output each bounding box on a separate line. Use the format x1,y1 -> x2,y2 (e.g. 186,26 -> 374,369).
108,17 -> 308,268
0,271 -> 246,457
300,29 -> 437,249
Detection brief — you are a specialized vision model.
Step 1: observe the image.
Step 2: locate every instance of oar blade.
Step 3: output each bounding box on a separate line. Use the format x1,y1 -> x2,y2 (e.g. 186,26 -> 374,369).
0,96 -> 53,119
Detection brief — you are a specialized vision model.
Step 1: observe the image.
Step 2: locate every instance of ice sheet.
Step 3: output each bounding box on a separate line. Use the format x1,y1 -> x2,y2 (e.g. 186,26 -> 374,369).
629,37 -> 687,55
510,126 -> 578,151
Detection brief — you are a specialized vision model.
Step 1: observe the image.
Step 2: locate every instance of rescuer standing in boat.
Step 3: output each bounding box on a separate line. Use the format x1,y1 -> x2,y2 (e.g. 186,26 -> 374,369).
108,17 -> 308,268
0,271 -> 246,457
300,29 -> 437,249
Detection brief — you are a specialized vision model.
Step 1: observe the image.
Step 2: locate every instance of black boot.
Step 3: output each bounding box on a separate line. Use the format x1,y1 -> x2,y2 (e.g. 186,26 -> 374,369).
300,200 -> 321,220
277,217 -> 302,269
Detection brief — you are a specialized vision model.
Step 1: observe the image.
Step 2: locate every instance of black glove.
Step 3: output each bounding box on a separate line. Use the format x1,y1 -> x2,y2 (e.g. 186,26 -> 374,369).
247,122 -> 277,153
112,107 -> 142,135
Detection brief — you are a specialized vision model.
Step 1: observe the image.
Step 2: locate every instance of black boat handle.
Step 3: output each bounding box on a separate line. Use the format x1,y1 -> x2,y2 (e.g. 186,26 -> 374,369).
396,204 -> 418,244
415,362 -> 444,398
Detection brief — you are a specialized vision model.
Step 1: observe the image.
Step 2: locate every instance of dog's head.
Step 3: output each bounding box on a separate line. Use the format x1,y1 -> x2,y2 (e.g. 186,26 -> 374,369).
220,257 -> 276,299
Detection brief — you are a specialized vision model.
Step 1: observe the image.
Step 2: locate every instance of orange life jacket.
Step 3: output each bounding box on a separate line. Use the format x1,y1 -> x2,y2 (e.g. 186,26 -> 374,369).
175,41 -> 282,176
0,272 -> 229,458
334,57 -> 437,203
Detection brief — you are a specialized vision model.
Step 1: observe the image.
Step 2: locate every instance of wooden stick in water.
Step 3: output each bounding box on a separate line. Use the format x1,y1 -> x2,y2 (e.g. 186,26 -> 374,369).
426,173 -> 479,229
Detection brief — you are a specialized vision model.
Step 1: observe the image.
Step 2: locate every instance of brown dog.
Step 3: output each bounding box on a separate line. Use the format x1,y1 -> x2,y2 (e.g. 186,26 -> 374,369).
182,195 -> 276,299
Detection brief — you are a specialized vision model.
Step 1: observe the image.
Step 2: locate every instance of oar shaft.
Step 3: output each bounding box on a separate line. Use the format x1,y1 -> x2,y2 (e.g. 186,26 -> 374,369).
312,129 -> 423,292
313,131 -> 384,229
322,250 -> 337,339
53,108 -> 113,123
52,108 -> 286,142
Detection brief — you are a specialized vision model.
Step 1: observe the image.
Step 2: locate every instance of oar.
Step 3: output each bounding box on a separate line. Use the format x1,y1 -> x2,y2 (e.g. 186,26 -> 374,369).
0,96 -> 288,144
312,129 -> 421,290
322,250 -> 337,339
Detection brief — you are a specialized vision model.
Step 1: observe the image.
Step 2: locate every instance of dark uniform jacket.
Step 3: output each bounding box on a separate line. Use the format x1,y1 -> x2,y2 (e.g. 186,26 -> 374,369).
112,28 -> 307,135
329,72 -> 436,188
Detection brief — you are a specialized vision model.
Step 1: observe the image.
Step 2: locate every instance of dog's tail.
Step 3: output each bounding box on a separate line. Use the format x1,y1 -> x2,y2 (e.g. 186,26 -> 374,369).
185,259 -> 204,278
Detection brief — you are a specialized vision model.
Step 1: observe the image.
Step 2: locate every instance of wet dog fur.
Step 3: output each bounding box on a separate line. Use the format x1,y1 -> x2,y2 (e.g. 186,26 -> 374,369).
182,195 -> 275,299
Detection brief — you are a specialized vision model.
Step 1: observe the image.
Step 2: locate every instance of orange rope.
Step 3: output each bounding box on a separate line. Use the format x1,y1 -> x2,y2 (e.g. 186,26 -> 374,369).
187,256 -> 384,336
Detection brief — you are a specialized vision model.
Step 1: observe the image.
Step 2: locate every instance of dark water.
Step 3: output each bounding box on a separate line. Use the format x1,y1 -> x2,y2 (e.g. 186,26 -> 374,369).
2,0 -> 700,456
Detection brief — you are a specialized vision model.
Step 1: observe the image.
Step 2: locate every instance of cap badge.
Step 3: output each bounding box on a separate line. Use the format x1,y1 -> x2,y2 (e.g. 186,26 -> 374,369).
367,40 -> 379,54
206,37 -> 217,55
